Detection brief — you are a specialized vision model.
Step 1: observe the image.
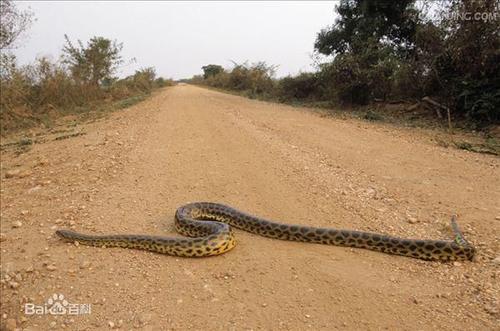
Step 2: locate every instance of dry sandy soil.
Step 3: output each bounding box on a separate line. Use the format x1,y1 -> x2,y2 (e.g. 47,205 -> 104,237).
1,84 -> 499,331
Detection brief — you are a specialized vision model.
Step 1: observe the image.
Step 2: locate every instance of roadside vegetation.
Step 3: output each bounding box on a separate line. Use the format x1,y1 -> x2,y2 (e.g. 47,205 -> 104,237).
189,0 -> 499,135
0,0 -> 174,134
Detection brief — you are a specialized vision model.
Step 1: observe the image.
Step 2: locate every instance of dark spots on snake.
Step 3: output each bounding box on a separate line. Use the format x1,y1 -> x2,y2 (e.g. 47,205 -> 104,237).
279,224 -> 287,230
341,230 -> 350,237
306,232 -> 316,238
443,247 -> 452,254
290,226 -> 298,232
186,249 -> 193,254
335,236 -> 345,243
352,232 -> 360,239
415,241 -> 425,247
196,249 -> 203,255
300,227 -> 308,234
434,242 -> 445,248
361,233 -> 369,240
381,237 -> 389,243
425,244 -> 434,251
315,229 -> 326,235
409,245 -> 417,251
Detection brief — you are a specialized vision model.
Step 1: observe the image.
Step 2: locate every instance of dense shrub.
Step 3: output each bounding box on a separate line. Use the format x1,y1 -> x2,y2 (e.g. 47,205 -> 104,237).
201,62 -> 277,98
1,52 -> 171,133
277,73 -> 321,101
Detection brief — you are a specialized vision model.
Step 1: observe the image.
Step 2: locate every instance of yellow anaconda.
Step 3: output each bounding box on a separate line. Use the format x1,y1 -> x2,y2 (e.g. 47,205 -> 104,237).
56,202 -> 475,261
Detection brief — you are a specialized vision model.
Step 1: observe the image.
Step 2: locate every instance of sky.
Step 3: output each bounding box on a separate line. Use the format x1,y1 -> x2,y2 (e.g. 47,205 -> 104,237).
13,1 -> 338,80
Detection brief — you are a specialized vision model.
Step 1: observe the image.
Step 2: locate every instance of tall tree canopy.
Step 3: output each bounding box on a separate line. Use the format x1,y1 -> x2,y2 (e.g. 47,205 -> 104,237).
0,0 -> 34,49
314,0 -> 420,58
62,35 -> 123,86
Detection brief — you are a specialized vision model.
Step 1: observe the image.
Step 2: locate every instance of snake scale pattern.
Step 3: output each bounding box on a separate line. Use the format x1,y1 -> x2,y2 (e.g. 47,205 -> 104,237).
56,202 -> 475,261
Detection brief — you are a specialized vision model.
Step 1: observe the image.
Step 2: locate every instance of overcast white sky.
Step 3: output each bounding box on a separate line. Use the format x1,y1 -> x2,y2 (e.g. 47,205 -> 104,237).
13,1 -> 338,80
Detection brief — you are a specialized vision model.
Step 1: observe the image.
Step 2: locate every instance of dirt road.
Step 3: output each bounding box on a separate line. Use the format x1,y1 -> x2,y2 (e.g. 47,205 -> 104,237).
1,85 -> 499,330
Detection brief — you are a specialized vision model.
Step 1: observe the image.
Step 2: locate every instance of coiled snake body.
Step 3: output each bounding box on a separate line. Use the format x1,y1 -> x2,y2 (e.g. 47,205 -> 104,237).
56,202 -> 475,261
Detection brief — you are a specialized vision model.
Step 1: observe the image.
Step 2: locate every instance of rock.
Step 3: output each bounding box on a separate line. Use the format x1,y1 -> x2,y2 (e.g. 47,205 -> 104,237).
491,256 -> 500,266
139,313 -> 152,325
27,186 -> 42,193
5,318 -> 16,331
49,321 -> 57,328
46,265 -> 57,271
407,216 -> 418,224
9,281 -> 20,289
453,261 -> 462,267
79,261 -> 91,269
5,169 -> 20,178
37,158 -> 49,166
108,321 -> 115,328
0,233 -> 6,242
17,170 -> 32,178
12,221 -> 22,228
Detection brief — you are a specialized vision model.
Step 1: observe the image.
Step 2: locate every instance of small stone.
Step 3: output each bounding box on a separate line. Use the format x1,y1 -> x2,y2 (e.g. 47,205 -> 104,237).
108,321 -> 115,328
79,261 -> 90,269
0,233 -> 6,242
5,318 -> 16,331
20,210 -> 29,216
18,170 -> 32,178
8,281 -> 20,289
262,303 -> 268,307
305,314 -> 311,318
139,313 -> 152,325
5,169 -> 20,178
491,256 -> 500,265
37,158 -> 49,166
407,217 -> 418,224
495,216 -> 500,220
46,265 -> 57,271
12,221 -> 22,228
49,321 -> 57,328
54,219 -> 63,224
453,261 -> 462,267
25,266 -> 34,273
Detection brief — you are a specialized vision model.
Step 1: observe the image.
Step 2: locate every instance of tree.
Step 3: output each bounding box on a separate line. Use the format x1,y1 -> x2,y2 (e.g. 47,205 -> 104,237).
202,64 -> 224,79
62,35 -> 123,86
314,0 -> 420,58
0,0 -> 34,49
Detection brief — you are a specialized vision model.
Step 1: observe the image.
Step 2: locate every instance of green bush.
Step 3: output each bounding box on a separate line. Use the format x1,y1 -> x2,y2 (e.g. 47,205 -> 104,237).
277,73 -> 321,101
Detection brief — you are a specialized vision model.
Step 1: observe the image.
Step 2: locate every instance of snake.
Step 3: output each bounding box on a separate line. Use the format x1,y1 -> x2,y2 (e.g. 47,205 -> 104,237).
55,202 -> 475,261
